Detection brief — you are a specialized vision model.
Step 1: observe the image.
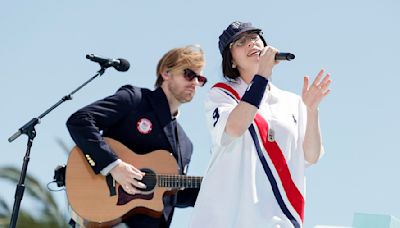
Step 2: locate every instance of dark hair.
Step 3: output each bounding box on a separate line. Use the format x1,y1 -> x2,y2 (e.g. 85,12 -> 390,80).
221,47 -> 240,81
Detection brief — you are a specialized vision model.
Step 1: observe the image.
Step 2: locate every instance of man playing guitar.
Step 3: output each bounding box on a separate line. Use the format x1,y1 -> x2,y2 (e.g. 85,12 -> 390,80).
66,45 -> 206,227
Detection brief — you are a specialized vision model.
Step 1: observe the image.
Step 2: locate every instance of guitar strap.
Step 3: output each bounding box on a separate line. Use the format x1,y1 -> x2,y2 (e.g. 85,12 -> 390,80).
173,120 -> 184,175
159,119 -> 184,222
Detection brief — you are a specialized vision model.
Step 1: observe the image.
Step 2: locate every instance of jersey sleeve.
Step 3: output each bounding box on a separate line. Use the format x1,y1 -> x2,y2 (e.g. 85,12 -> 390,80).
204,87 -> 238,147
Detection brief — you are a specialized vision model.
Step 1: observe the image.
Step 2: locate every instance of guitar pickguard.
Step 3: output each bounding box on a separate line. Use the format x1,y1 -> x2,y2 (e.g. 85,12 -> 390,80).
116,168 -> 157,205
117,186 -> 154,205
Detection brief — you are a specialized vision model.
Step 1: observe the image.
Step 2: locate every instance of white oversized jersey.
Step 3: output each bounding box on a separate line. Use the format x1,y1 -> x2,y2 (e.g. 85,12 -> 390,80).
190,78 -> 323,228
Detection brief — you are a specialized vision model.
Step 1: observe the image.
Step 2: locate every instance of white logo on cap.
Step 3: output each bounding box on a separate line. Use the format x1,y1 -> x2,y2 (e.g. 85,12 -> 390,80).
232,21 -> 241,29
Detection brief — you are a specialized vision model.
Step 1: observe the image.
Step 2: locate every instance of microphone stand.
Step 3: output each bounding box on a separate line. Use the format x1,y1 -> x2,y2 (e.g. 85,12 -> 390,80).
7,66 -> 108,228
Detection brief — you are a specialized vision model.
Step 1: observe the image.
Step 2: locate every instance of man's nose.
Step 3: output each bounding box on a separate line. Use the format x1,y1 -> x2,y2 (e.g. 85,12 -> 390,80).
192,77 -> 201,86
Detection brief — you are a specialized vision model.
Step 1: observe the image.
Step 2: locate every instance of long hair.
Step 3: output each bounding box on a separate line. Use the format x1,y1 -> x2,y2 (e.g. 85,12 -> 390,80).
221,47 -> 240,81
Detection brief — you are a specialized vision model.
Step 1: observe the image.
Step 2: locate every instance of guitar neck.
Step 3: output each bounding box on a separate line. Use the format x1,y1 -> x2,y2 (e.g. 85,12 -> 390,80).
157,174 -> 203,188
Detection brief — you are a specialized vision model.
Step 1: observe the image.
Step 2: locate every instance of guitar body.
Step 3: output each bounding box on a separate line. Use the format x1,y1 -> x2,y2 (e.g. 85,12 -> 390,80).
65,137 -> 178,225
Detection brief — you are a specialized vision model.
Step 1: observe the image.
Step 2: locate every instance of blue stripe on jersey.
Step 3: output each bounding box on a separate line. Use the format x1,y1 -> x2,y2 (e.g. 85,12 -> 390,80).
221,90 -> 239,103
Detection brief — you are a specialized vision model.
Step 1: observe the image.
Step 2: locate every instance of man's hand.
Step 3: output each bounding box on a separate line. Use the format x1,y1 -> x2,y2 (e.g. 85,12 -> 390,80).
110,161 -> 146,195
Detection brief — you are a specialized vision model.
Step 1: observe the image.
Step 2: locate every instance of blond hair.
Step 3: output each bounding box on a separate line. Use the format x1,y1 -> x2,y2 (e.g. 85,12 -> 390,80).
155,45 -> 205,88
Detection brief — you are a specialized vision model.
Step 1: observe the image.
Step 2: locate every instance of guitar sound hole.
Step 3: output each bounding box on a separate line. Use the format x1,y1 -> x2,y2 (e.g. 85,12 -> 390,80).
138,168 -> 157,192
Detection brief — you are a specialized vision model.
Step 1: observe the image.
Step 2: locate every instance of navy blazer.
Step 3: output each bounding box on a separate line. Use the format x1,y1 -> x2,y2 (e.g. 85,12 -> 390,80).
66,85 -> 199,221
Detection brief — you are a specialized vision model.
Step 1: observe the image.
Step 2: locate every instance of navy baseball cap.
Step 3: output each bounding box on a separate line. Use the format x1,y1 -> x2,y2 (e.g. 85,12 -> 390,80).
218,21 -> 267,54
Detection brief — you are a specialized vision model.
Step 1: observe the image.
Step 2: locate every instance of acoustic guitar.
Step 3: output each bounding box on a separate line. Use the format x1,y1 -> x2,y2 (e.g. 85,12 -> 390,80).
65,137 -> 202,226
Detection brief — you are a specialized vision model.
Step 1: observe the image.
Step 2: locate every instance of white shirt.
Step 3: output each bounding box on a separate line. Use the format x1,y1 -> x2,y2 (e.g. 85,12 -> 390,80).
190,78 -> 321,228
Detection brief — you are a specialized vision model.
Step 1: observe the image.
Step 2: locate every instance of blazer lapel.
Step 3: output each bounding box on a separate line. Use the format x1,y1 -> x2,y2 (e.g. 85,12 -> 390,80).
148,88 -> 178,155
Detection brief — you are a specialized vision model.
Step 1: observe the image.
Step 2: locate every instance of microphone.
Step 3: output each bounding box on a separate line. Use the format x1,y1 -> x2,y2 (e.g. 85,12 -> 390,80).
86,54 -> 130,72
275,52 -> 295,61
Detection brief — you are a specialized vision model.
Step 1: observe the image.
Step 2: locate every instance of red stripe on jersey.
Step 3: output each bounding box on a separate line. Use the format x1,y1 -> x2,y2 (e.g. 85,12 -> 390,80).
254,114 -> 304,221
213,83 -> 241,100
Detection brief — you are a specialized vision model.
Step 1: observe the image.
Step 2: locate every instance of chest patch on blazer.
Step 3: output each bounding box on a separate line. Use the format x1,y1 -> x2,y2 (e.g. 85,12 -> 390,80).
136,118 -> 153,134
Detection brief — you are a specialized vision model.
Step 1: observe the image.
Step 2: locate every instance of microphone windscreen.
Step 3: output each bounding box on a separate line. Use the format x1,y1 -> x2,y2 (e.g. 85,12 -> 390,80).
116,58 -> 130,72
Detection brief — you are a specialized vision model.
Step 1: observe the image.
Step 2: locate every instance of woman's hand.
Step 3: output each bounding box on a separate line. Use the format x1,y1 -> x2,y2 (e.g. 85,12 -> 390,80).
302,69 -> 332,111
257,46 -> 280,78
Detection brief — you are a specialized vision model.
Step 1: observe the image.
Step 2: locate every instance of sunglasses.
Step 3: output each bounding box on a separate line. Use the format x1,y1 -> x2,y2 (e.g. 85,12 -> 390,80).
229,31 -> 264,49
183,69 -> 207,86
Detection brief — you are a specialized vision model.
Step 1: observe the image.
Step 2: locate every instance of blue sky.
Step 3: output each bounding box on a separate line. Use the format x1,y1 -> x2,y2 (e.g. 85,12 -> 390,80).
1,0 -> 399,227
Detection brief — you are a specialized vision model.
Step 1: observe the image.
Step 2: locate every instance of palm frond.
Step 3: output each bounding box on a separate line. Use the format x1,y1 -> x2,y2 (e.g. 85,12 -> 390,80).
0,197 -> 10,215
55,137 -> 72,155
0,167 -> 67,227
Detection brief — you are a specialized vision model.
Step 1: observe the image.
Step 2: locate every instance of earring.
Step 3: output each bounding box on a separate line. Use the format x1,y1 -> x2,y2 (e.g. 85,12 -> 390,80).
232,63 -> 236,68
